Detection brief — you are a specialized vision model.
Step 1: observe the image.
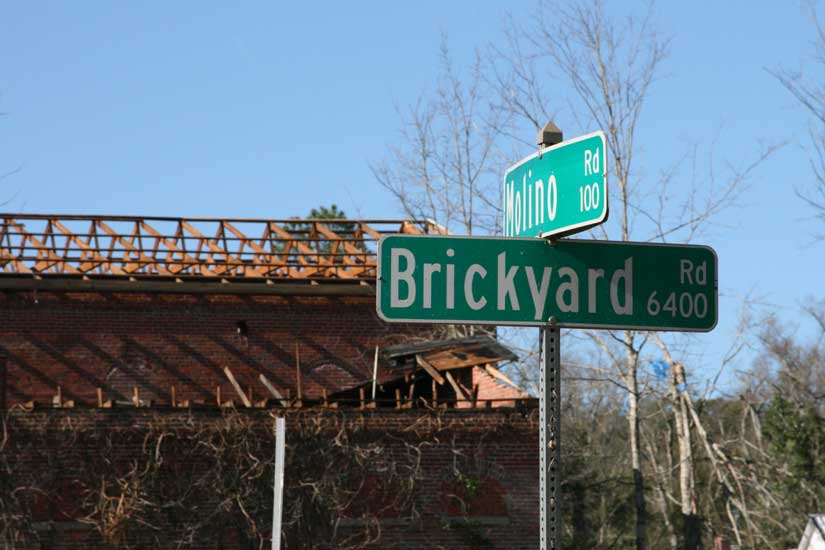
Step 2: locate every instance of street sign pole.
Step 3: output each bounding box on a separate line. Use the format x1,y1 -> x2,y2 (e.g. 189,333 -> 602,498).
538,123 -> 562,550
540,321 -> 561,549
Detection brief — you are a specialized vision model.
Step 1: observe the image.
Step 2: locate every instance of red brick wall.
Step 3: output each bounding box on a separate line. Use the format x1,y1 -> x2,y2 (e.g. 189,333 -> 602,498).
473,366 -> 530,406
0,290 -> 427,407
1,407 -> 540,550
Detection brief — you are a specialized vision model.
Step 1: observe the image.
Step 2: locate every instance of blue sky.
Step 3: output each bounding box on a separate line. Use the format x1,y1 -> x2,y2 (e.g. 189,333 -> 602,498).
1,1 -> 822,390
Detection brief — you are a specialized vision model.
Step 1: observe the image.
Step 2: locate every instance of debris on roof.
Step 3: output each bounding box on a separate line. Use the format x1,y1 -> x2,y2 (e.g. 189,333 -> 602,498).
382,335 -> 518,369
0,213 -> 437,284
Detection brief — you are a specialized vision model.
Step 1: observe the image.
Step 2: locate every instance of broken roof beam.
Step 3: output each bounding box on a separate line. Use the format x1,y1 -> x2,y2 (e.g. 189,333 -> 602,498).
259,374 -> 289,407
415,354 -> 445,385
444,371 -> 468,401
223,366 -> 252,407
382,336 -> 518,363
483,364 -> 520,390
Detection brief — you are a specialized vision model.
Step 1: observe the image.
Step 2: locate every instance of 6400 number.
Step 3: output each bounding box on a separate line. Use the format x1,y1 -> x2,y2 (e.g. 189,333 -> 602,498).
646,291 -> 708,319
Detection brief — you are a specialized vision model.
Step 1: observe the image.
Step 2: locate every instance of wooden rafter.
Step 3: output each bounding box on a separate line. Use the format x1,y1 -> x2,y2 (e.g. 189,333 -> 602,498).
0,214 -> 434,281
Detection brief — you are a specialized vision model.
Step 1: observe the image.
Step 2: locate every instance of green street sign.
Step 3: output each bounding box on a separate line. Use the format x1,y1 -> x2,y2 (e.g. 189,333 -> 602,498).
377,235 -> 717,331
503,131 -> 608,239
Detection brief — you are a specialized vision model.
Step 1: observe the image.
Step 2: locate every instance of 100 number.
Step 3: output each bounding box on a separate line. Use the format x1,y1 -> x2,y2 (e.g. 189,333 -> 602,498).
579,183 -> 600,212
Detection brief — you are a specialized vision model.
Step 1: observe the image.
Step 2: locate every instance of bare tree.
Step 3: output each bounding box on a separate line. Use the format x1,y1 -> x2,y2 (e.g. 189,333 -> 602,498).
374,1 -> 780,547
771,3 -> 825,237
489,2 -> 779,548
370,35 -> 508,237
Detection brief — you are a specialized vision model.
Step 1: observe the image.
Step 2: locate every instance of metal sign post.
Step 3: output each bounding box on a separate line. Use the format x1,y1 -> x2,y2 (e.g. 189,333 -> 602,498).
537,124 -> 563,550
540,323 -> 561,549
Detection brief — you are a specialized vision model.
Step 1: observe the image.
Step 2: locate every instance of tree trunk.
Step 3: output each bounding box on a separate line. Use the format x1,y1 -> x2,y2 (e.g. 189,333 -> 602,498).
644,431 -> 678,550
625,335 -> 646,550
673,363 -> 700,550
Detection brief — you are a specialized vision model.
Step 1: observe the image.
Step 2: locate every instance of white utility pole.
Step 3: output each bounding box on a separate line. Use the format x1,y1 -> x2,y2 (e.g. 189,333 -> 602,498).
271,416 -> 286,550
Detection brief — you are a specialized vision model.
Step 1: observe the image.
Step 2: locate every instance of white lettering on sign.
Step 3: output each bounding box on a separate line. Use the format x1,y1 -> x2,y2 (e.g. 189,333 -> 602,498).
503,174 -> 558,236
388,248 -> 641,318
497,252 -> 520,311
445,249 -> 455,309
390,248 -> 416,308
556,267 -> 579,313
584,147 -> 600,176
525,266 -> 553,320
464,264 -> 487,310
679,259 -> 707,285
579,182 -> 600,212
609,257 -> 633,315
587,268 -> 605,313
647,291 -> 708,319
422,262 -> 441,309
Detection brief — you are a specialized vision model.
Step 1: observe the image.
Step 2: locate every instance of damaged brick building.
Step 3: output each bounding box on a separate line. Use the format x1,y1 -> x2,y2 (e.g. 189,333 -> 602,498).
0,214 -> 539,549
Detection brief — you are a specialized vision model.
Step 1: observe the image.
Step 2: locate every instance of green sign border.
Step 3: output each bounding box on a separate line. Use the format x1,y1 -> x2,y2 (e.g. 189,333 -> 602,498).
376,235 -> 718,332
503,131 -> 609,239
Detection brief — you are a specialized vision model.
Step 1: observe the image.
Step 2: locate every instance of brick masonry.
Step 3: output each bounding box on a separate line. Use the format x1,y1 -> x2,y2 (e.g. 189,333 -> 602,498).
0,289 -> 525,407
0,290 -> 428,406
0,288 -> 539,548
2,407 -> 540,549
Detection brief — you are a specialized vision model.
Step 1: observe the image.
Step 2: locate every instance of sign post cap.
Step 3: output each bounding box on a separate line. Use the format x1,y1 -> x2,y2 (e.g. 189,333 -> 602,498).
537,121 -> 564,147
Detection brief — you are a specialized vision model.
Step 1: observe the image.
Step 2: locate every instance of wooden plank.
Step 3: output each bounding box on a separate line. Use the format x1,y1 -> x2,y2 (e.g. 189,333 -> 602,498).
415,355 -> 445,385
51,220 -> 127,275
181,221 -> 267,277
423,345 -> 506,371
97,220 -> 175,276
223,221 -> 286,274
371,345 -> 379,400
7,222 -> 79,274
444,371 -> 468,401
313,222 -> 374,278
223,367 -> 252,407
295,343 -> 302,401
139,222 -> 211,276
259,374 -> 288,407
0,276 -> 373,296
399,221 -> 422,235
266,223 -> 325,277
484,364 -> 520,389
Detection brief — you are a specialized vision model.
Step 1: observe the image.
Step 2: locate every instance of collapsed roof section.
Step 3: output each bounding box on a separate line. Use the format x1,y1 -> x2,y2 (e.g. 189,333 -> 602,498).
329,336 -> 525,409
382,335 -> 518,368
0,214 -> 447,294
